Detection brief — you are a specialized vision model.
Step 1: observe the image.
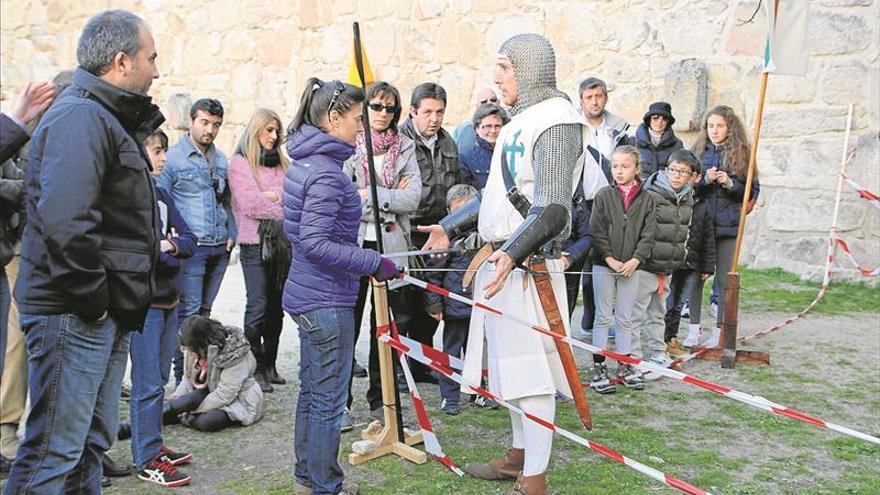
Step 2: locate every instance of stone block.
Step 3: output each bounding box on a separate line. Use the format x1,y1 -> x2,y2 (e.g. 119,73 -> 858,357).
765,189 -> 864,232
485,14 -> 542,55
659,9 -> 723,56
762,106 -> 853,139
766,73 -> 817,104
818,59 -> 871,105
818,0 -> 874,6
416,0 -> 445,19
164,93 -> 192,130
223,31 -> 257,64
298,0 -> 332,29
724,1 -> 764,56
664,58 -> 708,132
809,10 -> 871,55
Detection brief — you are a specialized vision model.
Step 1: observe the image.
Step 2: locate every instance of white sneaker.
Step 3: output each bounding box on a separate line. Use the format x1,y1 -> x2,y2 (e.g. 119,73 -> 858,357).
683,324 -> 702,347
645,355 -> 672,381
681,302 -> 690,319
708,302 -> 718,318
704,327 -> 721,348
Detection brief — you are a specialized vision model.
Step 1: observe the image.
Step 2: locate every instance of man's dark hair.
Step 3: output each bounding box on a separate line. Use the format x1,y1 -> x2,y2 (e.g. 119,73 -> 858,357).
668,149 -> 701,175
472,104 -> 510,129
578,77 -> 607,98
190,98 -> 224,120
76,10 -> 144,76
410,83 -> 447,109
367,81 -> 402,132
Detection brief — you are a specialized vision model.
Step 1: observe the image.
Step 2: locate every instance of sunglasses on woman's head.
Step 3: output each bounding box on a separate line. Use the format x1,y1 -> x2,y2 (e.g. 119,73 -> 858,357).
480,97 -> 499,105
326,81 -> 346,114
368,102 -> 399,114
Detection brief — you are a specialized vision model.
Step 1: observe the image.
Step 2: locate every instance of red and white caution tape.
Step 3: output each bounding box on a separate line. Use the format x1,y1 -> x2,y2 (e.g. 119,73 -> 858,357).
835,237 -> 880,276
842,174 -> 880,210
400,274 -> 880,446
379,321 -> 464,476
377,325 -> 711,495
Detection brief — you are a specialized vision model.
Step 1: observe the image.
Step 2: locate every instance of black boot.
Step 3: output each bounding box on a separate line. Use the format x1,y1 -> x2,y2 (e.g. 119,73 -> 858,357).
117,421 -> 131,440
256,366 -> 274,393
100,452 -> 132,477
163,400 -> 181,425
267,365 -> 286,385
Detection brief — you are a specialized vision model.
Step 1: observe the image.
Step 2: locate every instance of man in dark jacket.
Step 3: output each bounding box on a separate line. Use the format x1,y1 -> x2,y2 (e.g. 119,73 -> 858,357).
399,82 -> 459,382
7,10 -> 164,493
0,81 -> 54,380
632,150 -> 697,371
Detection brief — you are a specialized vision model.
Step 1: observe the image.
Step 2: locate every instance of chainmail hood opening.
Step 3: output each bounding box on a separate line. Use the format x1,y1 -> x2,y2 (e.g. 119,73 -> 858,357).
498,33 -> 570,116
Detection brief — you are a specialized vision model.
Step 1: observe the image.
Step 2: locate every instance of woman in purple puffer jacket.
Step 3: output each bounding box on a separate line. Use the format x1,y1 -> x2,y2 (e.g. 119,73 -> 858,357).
283,77 -> 398,495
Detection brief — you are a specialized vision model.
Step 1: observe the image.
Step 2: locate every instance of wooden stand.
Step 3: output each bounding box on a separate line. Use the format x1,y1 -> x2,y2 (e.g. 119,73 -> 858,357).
348,280 -> 425,466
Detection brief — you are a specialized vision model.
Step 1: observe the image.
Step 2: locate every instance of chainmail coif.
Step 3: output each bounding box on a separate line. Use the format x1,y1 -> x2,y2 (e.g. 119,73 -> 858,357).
498,33 -> 570,116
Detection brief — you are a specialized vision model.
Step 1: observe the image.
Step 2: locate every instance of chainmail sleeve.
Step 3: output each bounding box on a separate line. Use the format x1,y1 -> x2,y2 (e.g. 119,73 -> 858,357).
532,123 -> 582,238
500,123 -> 583,264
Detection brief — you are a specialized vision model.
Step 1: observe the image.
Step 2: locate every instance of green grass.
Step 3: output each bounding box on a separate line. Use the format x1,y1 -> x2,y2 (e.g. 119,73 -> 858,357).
732,267 -> 879,315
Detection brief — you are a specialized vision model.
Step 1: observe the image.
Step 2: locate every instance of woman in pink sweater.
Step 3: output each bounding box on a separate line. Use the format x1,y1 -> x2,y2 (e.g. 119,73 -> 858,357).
229,108 -> 289,393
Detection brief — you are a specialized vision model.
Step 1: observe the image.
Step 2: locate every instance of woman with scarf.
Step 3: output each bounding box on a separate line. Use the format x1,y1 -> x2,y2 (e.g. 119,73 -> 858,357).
229,108 -> 290,394
342,81 -> 421,428
634,101 -> 683,179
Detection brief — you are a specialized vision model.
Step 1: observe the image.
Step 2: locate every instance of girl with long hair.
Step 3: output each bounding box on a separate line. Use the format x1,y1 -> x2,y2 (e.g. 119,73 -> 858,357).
692,105 -> 760,347
229,108 -> 290,393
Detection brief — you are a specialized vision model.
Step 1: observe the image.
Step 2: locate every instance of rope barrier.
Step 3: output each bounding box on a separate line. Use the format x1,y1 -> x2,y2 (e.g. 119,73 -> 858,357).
399,273 -> 880,445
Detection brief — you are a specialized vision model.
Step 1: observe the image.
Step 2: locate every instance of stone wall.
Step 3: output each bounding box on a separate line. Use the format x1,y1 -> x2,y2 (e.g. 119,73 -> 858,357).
2,0 -> 878,281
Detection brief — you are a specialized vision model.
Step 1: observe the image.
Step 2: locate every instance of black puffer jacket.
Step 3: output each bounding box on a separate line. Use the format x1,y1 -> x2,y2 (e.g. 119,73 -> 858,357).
589,183 -> 656,267
0,160 -> 25,267
641,172 -> 694,274
685,199 -> 716,274
634,123 -> 683,179
399,118 -> 459,226
14,68 -> 164,330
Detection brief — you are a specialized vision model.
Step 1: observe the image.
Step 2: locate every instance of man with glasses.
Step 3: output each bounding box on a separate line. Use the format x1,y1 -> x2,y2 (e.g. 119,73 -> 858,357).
458,103 -> 509,190
631,149 -> 699,372
156,98 -> 236,384
453,86 -> 499,155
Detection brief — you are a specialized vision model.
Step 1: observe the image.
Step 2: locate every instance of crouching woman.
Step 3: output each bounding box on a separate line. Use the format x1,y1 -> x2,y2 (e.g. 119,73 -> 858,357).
165,316 -> 265,432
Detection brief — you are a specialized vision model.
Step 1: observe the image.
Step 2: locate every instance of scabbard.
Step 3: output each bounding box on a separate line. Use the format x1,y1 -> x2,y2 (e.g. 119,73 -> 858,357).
529,257 -> 593,431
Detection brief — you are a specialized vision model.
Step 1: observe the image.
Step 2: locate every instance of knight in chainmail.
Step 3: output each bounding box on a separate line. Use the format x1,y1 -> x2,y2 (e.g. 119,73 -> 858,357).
421,33 -> 590,495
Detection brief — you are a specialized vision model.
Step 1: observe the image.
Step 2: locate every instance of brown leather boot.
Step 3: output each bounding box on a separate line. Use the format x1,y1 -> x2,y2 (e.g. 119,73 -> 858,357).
463,448 -> 524,480
510,472 -> 548,495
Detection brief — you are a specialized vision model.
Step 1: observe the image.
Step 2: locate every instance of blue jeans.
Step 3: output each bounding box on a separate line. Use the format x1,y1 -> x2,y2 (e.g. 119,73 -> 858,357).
240,244 -> 284,368
5,313 -> 130,495
439,317 -> 469,404
129,307 -> 178,468
291,307 -> 355,495
173,247 -> 229,382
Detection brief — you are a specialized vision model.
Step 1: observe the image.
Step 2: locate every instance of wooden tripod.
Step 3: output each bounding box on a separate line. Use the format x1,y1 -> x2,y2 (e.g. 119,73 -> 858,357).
348,280 -> 425,465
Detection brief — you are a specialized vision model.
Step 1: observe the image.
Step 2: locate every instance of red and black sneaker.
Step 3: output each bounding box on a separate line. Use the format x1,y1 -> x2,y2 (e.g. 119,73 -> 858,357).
137,457 -> 191,487
159,445 -> 192,466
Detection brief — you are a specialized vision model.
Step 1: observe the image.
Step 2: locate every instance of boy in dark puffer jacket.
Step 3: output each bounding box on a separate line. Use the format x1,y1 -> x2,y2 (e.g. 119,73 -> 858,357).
425,184 -> 484,415
632,150 -> 698,372
665,183 -> 716,351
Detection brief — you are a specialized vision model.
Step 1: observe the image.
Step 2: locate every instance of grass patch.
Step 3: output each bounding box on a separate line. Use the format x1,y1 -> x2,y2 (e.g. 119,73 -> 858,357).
731,267 -> 879,315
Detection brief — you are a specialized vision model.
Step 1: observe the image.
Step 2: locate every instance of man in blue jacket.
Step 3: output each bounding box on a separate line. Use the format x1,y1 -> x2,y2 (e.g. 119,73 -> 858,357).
156,98 -> 236,384
7,10 -> 163,493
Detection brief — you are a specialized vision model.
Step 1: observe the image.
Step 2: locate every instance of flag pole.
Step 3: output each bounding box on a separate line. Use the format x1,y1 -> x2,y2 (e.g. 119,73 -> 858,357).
348,21 -> 425,467
719,0 -> 780,369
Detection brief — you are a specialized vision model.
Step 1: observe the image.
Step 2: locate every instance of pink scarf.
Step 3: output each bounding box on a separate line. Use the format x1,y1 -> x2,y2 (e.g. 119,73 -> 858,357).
356,128 -> 400,188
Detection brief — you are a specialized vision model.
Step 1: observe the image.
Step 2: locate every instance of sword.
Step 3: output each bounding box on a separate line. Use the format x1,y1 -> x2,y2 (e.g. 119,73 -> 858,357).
529,256 -> 593,431
382,245 -> 461,259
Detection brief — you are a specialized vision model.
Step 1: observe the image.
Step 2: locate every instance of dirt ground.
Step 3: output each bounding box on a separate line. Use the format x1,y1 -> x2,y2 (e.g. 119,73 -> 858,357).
92,263 -> 879,494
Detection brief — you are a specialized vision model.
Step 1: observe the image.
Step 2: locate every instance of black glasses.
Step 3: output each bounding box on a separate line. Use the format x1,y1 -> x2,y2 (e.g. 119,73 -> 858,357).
368,102 -> 399,114
326,81 -> 346,114
479,96 -> 499,105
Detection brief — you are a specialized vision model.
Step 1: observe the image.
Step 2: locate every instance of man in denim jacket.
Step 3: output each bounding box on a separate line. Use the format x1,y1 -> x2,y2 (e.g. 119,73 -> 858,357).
156,98 -> 236,383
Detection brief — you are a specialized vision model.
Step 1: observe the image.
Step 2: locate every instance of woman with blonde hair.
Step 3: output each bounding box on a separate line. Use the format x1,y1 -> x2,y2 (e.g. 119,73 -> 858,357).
691,105 -> 760,348
229,108 -> 290,393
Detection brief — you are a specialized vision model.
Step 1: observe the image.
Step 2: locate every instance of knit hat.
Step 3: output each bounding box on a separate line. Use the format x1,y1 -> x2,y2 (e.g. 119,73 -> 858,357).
642,101 -> 675,127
